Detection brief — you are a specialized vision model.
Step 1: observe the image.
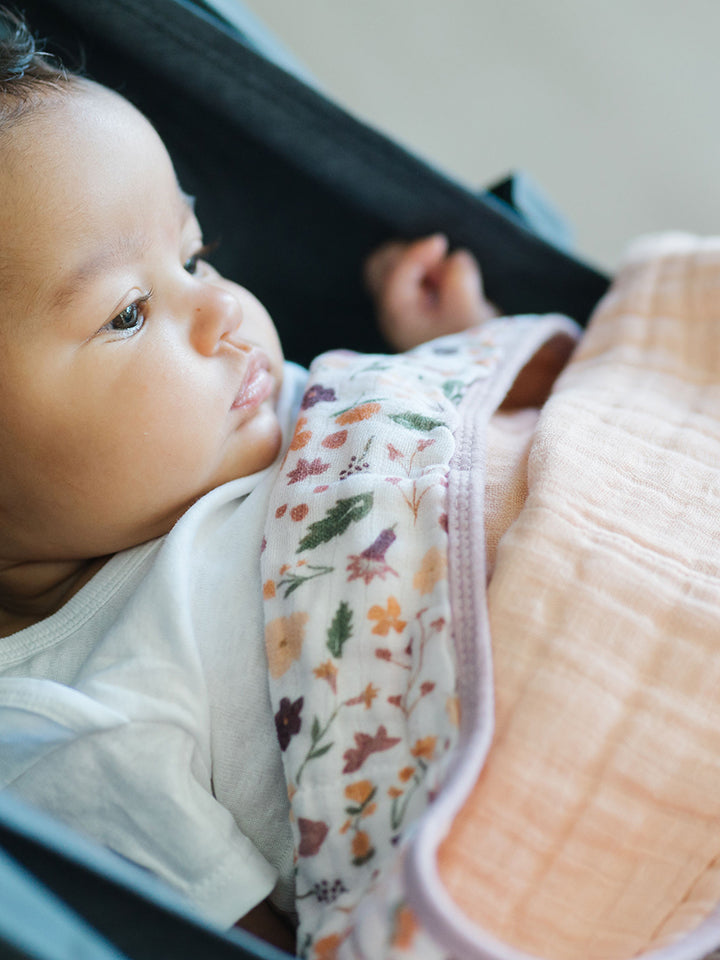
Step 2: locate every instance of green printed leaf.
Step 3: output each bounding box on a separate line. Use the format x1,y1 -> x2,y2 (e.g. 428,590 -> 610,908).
388,412 -> 444,432
352,849 -> 375,867
311,715 -> 321,742
297,494 -> 373,553
327,601 -> 353,658
442,379 -> 465,404
307,743 -> 334,761
278,563 -> 333,598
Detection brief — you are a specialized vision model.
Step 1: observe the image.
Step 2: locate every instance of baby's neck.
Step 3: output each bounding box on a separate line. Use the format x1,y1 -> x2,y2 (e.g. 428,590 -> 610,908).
0,557 -> 108,637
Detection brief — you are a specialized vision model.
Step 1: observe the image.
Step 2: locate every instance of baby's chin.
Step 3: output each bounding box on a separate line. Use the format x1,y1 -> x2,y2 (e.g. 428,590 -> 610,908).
224,403 -> 284,482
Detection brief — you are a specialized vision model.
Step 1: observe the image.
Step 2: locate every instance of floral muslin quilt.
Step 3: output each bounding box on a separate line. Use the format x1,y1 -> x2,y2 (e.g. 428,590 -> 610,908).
261,314 -> 579,959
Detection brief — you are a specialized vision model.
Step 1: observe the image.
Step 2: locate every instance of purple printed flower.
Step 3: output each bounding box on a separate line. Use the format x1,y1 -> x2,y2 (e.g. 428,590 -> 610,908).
301,384 -> 337,409
346,527 -> 398,584
274,696 -> 304,751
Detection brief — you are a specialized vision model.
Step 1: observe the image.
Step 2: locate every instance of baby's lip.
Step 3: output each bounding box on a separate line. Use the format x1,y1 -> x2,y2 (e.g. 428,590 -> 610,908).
231,350 -> 275,415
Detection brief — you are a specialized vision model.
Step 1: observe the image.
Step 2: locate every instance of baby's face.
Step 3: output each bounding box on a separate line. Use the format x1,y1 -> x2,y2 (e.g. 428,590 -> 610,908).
0,82 -> 284,561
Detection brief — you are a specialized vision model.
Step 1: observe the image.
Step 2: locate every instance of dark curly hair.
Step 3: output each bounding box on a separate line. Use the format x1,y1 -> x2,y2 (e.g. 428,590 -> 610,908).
0,7 -> 79,124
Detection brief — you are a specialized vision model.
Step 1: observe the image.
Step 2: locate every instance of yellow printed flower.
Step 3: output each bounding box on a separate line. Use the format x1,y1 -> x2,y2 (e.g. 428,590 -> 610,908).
345,780 -> 374,805
265,612 -> 308,678
413,546 -> 447,595
446,695 -> 461,727
411,736 -> 437,761
367,596 -> 407,636
351,830 -> 372,860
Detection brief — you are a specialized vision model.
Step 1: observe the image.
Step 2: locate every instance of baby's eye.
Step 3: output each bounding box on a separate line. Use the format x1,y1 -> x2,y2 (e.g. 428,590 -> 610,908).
183,253 -> 201,276
100,293 -> 151,339
183,239 -> 220,275
112,302 -> 143,330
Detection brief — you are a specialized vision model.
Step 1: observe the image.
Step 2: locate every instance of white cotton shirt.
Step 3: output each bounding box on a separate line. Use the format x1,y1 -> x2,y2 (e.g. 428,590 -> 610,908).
0,360 -> 308,927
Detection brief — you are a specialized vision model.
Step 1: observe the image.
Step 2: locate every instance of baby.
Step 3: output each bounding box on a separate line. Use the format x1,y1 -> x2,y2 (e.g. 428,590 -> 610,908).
0,10 -> 497,950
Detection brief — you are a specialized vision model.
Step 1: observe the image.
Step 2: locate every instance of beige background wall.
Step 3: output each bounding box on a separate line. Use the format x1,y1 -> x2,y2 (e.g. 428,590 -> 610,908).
240,0 -> 719,272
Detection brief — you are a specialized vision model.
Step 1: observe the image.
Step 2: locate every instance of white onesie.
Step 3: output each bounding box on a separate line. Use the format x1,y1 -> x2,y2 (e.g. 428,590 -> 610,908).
0,360 -> 308,927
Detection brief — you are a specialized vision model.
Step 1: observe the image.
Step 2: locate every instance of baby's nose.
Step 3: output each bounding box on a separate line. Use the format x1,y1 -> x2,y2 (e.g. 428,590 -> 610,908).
190,283 -> 243,356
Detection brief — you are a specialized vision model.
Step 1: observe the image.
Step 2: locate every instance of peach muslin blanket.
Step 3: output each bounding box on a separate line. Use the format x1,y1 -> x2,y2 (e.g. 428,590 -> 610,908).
439,233 -> 720,959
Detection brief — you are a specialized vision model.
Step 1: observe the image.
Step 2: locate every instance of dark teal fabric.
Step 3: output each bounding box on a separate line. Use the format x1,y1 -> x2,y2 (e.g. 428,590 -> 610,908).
22,0 -> 608,366
0,794 -> 292,960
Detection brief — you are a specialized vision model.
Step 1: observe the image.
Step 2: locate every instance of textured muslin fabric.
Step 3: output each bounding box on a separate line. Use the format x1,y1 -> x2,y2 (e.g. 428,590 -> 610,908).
438,234 -> 720,959
483,408 -> 539,580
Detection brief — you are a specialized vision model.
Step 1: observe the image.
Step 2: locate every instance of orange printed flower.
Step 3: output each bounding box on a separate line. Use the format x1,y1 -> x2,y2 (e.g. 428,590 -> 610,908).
262,579 -> 276,599
411,736 -> 437,761
289,415 -> 311,450
290,503 -> 309,522
398,766 -> 415,783
265,612 -> 309,678
313,659 -> 338,694
413,546 -> 447,595
367,596 -> 407,636
388,786 -> 403,798
361,802 -> 377,818
346,683 -> 379,709
314,933 -> 344,960
335,402 -> 381,425
345,780 -> 374,805
322,429 -> 347,449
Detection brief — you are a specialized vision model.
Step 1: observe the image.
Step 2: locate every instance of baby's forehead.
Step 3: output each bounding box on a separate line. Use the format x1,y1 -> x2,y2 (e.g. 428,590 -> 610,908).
0,84 -> 189,314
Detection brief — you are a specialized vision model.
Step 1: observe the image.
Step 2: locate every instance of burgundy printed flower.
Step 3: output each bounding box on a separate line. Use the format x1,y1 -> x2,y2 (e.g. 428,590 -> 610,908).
342,725 -> 401,774
297,817 -> 329,856
274,695 -> 304,751
287,457 -> 330,485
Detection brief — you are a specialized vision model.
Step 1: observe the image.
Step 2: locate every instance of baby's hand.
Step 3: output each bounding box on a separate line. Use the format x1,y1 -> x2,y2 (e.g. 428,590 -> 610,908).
364,234 -> 499,351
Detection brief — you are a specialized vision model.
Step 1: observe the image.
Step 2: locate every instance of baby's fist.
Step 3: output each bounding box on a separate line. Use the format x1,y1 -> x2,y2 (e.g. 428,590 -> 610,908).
364,234 -> 498,351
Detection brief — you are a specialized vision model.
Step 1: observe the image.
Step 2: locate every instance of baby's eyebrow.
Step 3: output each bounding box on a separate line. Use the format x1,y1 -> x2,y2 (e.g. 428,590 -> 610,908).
51,230 -> 154,311
49,192 -> 196,312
